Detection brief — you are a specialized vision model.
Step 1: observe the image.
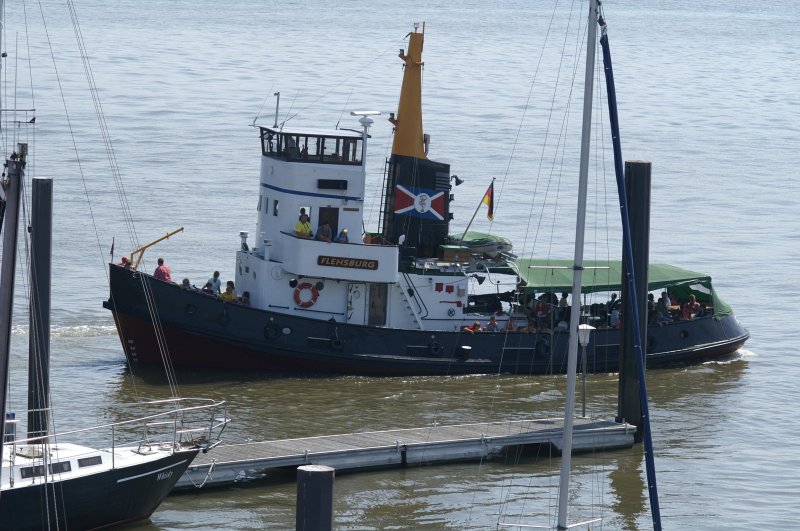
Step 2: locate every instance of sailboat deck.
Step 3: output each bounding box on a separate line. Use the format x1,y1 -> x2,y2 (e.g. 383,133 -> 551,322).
175,417 -> 635,489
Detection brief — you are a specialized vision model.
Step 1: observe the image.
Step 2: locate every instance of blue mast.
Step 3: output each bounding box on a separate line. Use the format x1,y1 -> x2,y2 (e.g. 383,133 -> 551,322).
598,14 -> 663,530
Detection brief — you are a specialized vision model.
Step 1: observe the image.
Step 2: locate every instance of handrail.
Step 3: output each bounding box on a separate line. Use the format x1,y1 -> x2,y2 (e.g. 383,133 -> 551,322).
4,398 -> 229,455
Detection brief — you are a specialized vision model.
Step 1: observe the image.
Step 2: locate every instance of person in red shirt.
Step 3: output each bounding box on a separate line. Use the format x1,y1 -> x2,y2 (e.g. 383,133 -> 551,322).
154,257 -> 171,282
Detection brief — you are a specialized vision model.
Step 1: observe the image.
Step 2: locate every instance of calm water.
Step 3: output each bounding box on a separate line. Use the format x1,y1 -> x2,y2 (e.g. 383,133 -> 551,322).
2,0 -> 799,529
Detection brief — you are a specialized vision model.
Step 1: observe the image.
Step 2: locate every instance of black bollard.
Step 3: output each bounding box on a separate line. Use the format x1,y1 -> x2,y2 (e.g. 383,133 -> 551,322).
296,464 -> 335,531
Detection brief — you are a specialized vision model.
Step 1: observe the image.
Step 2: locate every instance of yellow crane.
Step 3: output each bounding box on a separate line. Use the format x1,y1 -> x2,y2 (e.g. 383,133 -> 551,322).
129,227 -> 184,271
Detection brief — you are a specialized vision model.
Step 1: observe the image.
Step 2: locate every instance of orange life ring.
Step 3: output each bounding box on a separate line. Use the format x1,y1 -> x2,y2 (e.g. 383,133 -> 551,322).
293,283 -> 319,308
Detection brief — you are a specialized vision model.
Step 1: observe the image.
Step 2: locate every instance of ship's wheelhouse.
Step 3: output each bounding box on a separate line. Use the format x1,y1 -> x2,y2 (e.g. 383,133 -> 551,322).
259,127 -> 363,165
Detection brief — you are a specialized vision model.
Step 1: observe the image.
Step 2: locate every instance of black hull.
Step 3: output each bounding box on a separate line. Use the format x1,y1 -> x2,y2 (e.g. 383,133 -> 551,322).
105,265 -> 749,376
0,449 -> 197,531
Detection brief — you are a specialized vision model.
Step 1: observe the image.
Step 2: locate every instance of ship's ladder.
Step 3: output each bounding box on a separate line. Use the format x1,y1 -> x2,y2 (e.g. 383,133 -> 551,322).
397,278 -> 424,330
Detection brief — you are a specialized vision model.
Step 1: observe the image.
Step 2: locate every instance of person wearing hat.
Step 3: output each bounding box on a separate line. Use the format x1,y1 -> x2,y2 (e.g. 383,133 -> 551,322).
119,256 -> 131,269
335,228 -> 349,243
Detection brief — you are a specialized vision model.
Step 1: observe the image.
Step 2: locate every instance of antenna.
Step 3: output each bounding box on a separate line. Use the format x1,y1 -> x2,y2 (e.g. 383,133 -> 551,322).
350,111 -> 381,163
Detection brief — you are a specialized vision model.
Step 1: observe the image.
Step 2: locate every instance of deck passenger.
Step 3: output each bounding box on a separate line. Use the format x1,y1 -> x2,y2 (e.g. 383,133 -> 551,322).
685,294 -> 700,319
315,221 -> 333,242
609,308 -> 621,328
295,213 -> 312,238
240,291 -> 251,307
485,316 -> 500,332
207,271 -> 222,294
202,282 -> 216,296
465,321 -> 483,334
647,293 -> 657,324
659,291 -> 670,311
335,228 -> 349,243
535,295 -> 551,332
220,285 -> 236,302
607,293 -> 621,313
504,316 -> 518,332
153,257 -> 171,282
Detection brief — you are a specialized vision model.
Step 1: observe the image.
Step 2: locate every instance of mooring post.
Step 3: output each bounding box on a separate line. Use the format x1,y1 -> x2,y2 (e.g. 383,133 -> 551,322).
618,160 -> 651,442
296,464 -> 334,531
28,177 -> 53,441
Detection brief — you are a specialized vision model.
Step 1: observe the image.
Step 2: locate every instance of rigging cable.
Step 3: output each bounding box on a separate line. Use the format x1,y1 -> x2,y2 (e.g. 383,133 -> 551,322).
61,0 -> 183,396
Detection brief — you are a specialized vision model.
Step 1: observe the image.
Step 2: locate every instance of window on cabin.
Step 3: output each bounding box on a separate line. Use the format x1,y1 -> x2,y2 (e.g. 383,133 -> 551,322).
78,456 -> 103,467
273,199 -> 279,216
21,465 -> 46,479
50,461 -> 72,474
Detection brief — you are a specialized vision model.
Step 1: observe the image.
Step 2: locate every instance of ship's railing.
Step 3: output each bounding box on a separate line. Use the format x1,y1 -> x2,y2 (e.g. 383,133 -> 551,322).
3,398 -> 229,470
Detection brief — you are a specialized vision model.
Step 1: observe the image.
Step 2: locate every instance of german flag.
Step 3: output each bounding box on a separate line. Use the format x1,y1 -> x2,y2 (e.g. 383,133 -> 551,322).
482,180 -> 494,221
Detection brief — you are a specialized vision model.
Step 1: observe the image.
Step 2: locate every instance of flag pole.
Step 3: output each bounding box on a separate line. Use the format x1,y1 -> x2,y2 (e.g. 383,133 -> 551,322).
459,177 -> 494,246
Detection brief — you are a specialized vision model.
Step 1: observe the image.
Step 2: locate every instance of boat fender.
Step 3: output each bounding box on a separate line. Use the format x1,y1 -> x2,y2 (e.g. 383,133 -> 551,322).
185,304 -> 197,316
535,338 -> 550,357
330,338 -> 344,351
264,323 -> 281,340
293,282 -> 319,308
647,335 -> 657,351
429,341 -> 443,356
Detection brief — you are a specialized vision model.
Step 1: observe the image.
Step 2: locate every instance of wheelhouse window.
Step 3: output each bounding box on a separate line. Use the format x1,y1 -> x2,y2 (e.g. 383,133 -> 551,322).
260,128 -> 363,165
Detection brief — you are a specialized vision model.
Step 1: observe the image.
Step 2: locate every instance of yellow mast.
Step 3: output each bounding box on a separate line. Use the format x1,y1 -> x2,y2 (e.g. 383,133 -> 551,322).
389,24 -> 427,160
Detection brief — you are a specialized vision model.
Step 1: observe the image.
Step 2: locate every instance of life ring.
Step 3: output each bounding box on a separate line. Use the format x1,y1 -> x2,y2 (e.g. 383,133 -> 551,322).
293,283 -> 319,308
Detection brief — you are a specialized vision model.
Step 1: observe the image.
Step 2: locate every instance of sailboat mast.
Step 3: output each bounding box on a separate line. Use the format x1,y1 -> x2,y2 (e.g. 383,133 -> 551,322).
0,144 -> 26,461
599,20 -> 663,529
556,0 -> 599,529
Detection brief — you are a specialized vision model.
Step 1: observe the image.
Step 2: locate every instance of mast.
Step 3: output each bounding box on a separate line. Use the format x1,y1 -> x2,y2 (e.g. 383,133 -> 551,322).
599,17 -> 663,529
556,0 -> 598,528
380,24 -> 451,257
0,144 -> 26,462
389,26 -> 427,161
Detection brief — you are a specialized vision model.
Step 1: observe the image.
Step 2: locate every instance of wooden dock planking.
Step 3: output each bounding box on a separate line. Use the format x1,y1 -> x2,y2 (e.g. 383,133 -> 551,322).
175,418 -> 635,490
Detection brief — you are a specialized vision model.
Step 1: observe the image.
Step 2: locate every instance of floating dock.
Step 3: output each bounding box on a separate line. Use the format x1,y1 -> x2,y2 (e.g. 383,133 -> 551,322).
175,417 -> 635,490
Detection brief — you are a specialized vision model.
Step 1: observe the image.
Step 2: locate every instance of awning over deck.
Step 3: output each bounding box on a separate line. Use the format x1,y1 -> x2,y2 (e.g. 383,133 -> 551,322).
509,259 -> 731,317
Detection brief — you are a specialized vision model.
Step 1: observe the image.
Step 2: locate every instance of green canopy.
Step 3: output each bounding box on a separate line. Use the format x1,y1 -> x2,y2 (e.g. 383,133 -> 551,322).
450,231 -> 513,247
509,259 -> 731,318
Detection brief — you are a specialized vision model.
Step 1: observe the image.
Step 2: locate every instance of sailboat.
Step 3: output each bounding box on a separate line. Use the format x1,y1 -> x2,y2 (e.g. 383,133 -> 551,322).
0,145 -> 230,530
103,18 -> 747,377
0,3 -> 233,517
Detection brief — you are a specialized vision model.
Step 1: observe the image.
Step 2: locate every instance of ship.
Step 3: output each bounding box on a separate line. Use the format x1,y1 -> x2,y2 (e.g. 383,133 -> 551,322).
104,26 -> 748,376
